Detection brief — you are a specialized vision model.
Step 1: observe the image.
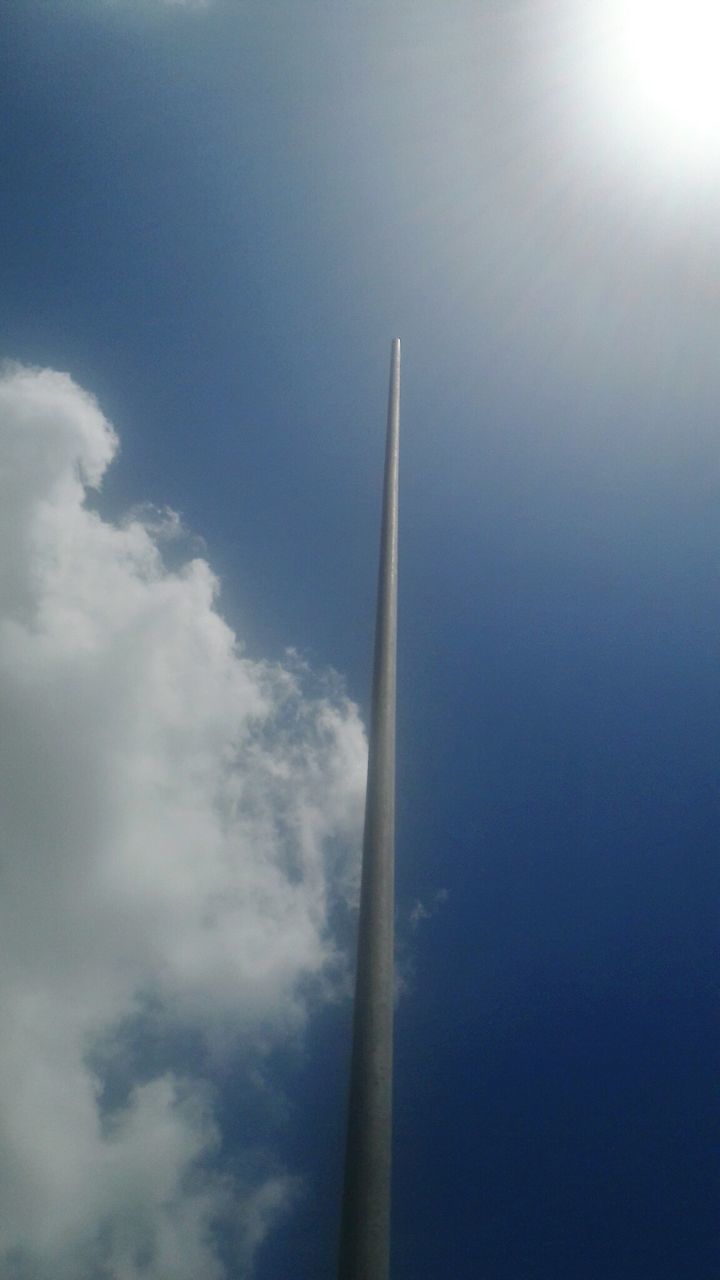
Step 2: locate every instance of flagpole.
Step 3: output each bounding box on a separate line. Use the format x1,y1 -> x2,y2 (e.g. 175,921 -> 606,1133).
338,338 -> 400,1280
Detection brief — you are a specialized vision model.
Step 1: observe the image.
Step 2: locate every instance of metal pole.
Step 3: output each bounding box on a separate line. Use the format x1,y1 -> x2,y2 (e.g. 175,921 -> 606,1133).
338,338 -> 400,1280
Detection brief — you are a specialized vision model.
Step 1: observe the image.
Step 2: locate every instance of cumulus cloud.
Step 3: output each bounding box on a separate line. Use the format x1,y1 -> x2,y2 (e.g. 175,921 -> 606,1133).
0,365 -> 367,1278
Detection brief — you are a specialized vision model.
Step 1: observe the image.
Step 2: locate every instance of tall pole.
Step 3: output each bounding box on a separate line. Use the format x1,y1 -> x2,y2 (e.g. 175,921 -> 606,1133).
338,338 -> 400,1280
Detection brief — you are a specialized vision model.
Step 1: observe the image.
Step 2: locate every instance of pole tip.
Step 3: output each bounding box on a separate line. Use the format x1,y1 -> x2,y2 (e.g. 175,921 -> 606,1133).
391,337 -> 400,355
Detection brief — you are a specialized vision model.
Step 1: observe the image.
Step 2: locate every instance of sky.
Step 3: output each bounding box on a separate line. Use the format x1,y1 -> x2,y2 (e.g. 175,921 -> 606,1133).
1,1 -> 719,1277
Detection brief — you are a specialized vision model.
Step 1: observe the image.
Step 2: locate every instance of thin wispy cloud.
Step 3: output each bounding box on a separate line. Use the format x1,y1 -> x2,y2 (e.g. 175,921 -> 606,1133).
409,888 -> 449,931
0,365 -> 366,1278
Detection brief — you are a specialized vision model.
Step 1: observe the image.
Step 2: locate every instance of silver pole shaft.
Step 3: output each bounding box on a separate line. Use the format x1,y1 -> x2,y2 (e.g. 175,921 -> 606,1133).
338,339 -> 400,1280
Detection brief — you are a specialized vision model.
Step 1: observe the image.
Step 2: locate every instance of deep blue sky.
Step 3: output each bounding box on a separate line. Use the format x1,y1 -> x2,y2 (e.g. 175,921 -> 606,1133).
2,2 -> 718,1277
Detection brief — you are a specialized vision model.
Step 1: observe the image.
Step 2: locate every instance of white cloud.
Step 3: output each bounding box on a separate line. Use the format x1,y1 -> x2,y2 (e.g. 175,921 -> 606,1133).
409,888 -> 449,930
0,365 -> 367,1278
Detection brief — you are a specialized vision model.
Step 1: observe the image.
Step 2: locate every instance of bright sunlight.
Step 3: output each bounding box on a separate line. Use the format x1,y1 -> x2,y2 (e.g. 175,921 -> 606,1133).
585,0 -> 720,169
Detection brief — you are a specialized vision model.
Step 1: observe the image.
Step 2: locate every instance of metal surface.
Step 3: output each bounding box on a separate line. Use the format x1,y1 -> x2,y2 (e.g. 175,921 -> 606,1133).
338,339 -> 400,1280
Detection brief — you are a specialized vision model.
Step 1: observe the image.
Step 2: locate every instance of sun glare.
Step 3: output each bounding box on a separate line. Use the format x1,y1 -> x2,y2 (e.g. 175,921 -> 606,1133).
588,0 -> 720,167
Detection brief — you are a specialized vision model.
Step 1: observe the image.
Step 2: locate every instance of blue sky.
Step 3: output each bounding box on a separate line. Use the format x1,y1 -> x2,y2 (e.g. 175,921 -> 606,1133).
1,2 -> 718,1277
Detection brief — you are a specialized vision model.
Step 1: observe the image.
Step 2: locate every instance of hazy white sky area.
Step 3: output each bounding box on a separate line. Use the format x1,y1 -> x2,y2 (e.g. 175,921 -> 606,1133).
0,366 -> 366,1278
